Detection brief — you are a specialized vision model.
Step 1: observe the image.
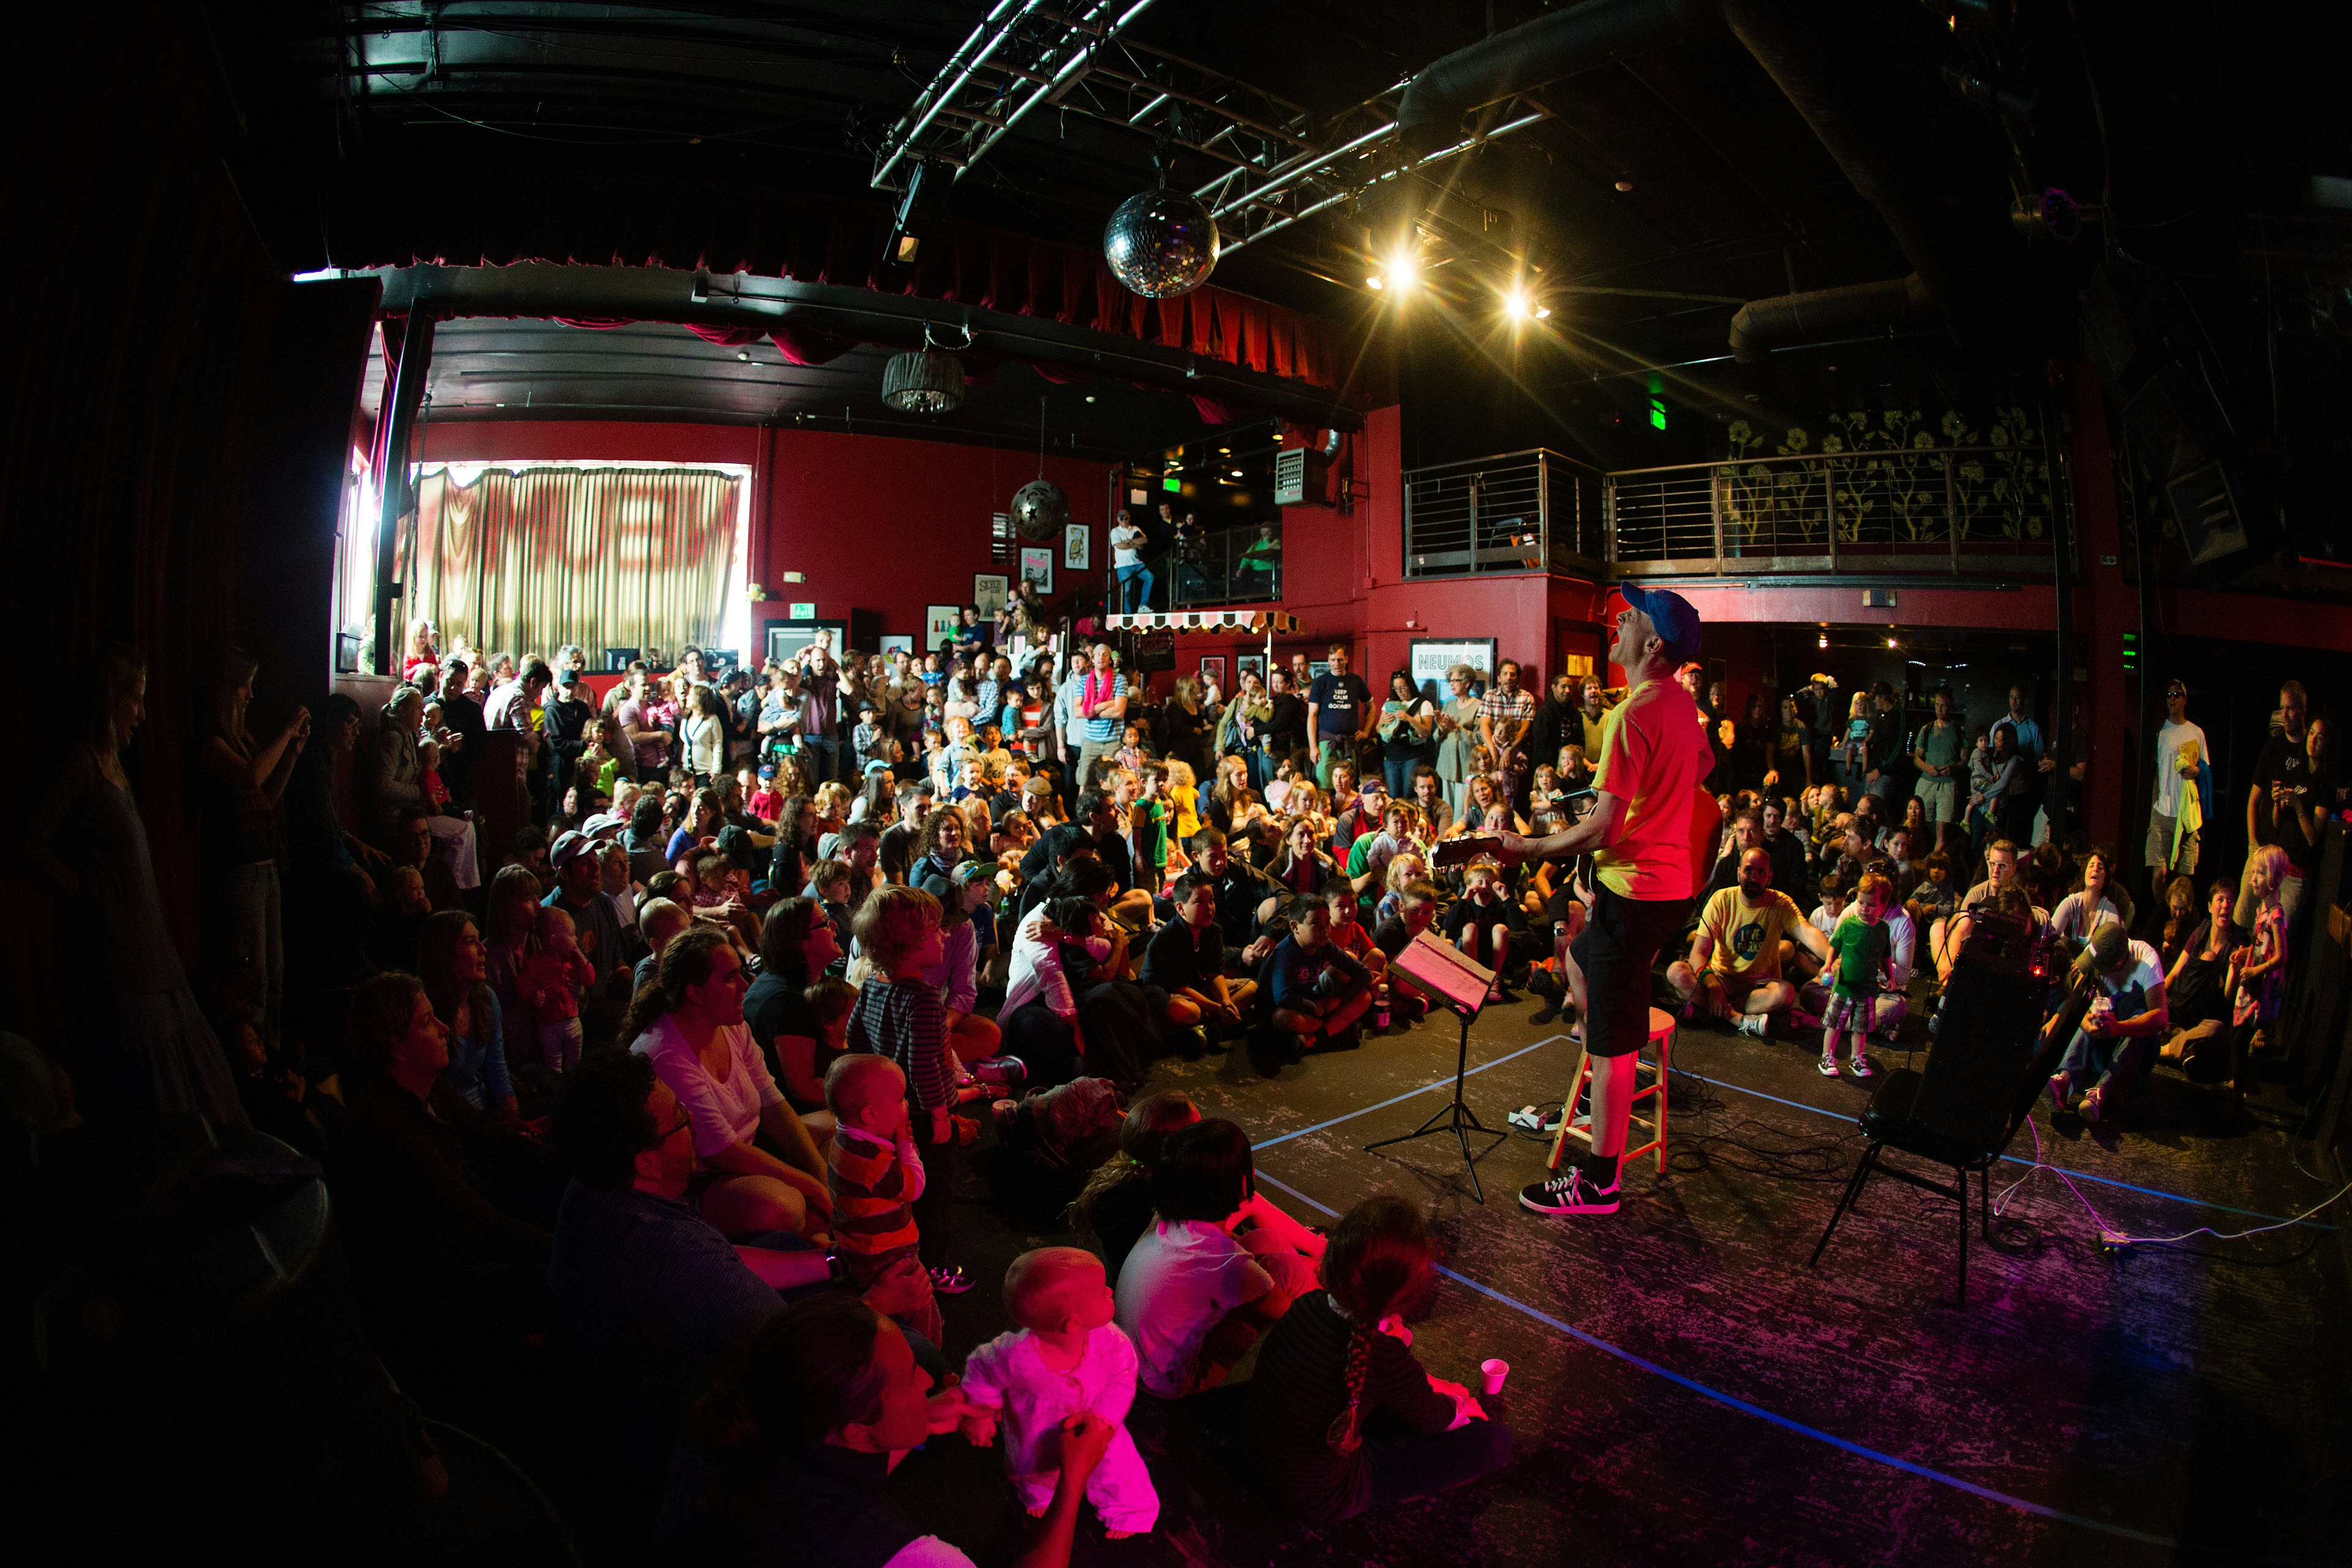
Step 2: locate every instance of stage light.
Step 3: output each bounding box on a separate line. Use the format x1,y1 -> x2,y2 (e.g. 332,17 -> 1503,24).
1366,274 -> 1384,290
1887,635 -> 1900,649
1230,468 -> 1244,478
1503,288 -> 1534,322
1819,633 -> 1829,649
1534,304 -> 1551,319
1380,252 -> 1417,294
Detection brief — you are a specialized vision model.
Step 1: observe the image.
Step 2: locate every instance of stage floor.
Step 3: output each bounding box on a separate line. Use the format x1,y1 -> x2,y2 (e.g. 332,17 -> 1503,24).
899,996 -> 2351,1568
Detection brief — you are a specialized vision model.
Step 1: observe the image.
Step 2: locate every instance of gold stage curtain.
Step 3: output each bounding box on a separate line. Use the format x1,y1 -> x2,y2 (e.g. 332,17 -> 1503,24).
404,466 -> 741,660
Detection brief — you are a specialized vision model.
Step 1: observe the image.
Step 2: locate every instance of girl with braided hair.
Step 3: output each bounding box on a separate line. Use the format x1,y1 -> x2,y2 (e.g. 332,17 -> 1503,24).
1244,1195 -> 1512,1521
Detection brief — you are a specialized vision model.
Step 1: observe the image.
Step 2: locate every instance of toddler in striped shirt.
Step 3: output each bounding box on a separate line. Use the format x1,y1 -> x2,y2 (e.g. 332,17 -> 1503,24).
823,1052 -> 941,1343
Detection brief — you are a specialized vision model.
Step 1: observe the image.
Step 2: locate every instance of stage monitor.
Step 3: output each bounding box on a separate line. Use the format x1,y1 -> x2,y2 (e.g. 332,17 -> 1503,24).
603,647 -> 639,673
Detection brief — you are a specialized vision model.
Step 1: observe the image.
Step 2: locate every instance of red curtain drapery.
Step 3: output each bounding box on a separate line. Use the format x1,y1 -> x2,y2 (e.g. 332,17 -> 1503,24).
404,466 -> 742,658
334,180 -> 1343,388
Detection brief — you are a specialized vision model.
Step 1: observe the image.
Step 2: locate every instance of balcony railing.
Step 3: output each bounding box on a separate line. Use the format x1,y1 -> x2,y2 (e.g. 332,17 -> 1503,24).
1403,449 -> 1606,579
1100,527 -> 1283,618
1605,445 -> 2064,578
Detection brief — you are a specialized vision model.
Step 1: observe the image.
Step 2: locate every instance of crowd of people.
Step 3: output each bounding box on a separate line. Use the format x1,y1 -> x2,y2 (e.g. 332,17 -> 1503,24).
17,598 -> 2338,1564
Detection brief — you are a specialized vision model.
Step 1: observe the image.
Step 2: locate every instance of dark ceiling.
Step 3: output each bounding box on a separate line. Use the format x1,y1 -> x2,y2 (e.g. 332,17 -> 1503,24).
213,1 -> 2352,473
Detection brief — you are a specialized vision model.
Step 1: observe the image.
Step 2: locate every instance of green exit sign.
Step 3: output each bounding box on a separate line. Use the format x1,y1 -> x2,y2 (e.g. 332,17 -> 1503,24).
1162,474 -> 1182,492
1649,398 -> 1667,431
2121,630 -> 2138,672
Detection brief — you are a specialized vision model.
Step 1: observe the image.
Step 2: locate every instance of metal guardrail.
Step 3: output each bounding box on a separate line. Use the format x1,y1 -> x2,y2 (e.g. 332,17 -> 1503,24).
1402,449 -> 1606,579
1102,527 -> 1283,617
1605,445 -> 2064,578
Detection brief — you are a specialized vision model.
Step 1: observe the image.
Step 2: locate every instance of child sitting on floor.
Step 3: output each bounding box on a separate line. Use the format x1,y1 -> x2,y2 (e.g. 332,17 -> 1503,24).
959,1247 -> 1159,1538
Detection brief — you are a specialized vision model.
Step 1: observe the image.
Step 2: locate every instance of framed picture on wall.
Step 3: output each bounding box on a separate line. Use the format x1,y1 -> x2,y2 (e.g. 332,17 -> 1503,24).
1235,654 -> 1264,685
1197,655 -> 1225,690
878,633 -> 914,657
923,605 -> 961,654
1063,524 -> 1090,571
765,618 -> 850,668
972,573 -> 1009,619
1018,546 -> 1055,597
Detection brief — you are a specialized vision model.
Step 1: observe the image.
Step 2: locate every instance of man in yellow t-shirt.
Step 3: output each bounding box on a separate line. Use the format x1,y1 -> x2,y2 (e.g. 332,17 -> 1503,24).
1666,847 -> 1830,1039
1494,584 -> 1714,1219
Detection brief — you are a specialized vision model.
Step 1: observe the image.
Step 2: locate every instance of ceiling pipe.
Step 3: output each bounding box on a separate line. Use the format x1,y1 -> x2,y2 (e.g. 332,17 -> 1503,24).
1717,0 -> 2022,360
1393,0 -> 1722,157
1392,0 -> 2021,361
1728,273 -> 1933,364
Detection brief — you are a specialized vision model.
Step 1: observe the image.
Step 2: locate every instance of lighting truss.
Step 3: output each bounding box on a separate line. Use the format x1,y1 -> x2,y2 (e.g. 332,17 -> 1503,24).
873,6 -> 1549,265
1200,92 -> 1553,258
870,0 -> 1163,192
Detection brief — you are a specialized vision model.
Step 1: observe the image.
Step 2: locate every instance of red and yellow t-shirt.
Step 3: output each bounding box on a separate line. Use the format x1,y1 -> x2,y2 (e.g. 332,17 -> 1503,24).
1592,676 -> 1714,901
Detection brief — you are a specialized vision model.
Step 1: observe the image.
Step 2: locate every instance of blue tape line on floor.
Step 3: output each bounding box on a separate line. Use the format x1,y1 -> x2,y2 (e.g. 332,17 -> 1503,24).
1250,1034 -> 1567,1151
1250,1172 -> 2334,1564
1697,1073 -> 2338,1231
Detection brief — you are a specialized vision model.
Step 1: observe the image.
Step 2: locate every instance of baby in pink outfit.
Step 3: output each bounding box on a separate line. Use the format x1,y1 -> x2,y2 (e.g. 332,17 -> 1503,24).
959,1246 -> 1159,1537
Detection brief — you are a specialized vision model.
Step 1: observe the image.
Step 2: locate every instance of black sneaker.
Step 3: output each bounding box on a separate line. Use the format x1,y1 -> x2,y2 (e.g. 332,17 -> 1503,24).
929,1265 -> 976,1295
1518,1167 -> 1620,1216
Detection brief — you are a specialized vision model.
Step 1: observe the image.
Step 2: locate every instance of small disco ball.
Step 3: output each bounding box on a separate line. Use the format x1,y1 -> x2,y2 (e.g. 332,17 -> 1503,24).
1009,480 -> 1069,541
1103,188 -> 1221,299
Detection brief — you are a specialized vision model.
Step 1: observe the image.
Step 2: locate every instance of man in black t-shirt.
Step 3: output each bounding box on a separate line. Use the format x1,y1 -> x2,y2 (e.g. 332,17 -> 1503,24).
1306,643 -> 1372,791
2247,678 -> 2317,929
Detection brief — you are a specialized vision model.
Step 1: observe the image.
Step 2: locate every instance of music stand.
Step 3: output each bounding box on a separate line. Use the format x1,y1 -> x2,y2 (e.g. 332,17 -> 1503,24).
1364,932 -> 1510,1201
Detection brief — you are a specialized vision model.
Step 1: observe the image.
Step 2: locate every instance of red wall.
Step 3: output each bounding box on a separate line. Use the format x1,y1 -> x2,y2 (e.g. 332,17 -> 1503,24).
417,420 -> 1115,649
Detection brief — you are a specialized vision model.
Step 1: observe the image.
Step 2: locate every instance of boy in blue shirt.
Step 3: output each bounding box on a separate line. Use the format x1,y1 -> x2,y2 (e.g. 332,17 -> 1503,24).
1267,895 -> 1373,1056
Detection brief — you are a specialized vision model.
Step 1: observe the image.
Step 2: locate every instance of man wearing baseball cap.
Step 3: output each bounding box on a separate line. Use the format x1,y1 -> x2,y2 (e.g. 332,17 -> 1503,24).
1493,584 -> 1718,1218
545,827 -> 626,1038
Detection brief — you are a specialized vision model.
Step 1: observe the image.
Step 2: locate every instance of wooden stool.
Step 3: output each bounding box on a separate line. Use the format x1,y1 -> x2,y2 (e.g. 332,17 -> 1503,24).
1547,1006 -> 1676,1176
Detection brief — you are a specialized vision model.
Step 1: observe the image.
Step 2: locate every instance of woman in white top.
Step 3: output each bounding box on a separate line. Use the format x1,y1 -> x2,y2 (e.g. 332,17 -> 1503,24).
2048,845 -> 2132,962
624,927 -> 832,1240
680,683 -> 730,781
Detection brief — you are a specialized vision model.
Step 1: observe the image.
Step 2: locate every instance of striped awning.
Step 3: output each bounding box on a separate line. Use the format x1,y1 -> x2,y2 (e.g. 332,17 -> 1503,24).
1105,609 -> 1299,635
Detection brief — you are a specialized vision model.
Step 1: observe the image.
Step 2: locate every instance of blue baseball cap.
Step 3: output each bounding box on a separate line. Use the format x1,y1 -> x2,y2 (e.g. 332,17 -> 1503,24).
1616,583 -> 1702,666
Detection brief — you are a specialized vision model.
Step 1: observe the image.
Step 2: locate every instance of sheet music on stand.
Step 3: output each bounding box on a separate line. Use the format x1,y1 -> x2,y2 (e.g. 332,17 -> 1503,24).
1392,932 -> 1494,1015
1366,932 -> 1506,1197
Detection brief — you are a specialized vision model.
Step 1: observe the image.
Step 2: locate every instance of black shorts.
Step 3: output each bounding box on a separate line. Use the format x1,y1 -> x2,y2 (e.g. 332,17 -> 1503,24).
1569,882 -> 1690,1059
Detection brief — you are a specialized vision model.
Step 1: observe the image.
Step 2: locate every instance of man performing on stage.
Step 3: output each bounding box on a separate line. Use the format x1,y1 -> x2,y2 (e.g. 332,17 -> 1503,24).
1491,586 -> 1714,1219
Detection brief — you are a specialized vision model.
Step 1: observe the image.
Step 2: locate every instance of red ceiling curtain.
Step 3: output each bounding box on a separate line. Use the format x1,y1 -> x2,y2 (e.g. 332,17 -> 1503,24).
404,466 -> 742,660
345,179 -> 1344,389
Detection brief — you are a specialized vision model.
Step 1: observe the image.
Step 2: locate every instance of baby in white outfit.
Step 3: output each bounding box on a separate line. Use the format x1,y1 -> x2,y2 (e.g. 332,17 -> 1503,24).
959,1246 -> 1159,1537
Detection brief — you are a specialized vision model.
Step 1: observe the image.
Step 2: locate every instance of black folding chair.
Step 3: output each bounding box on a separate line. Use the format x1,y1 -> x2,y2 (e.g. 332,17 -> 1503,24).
1809,959 -> 2054,1305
